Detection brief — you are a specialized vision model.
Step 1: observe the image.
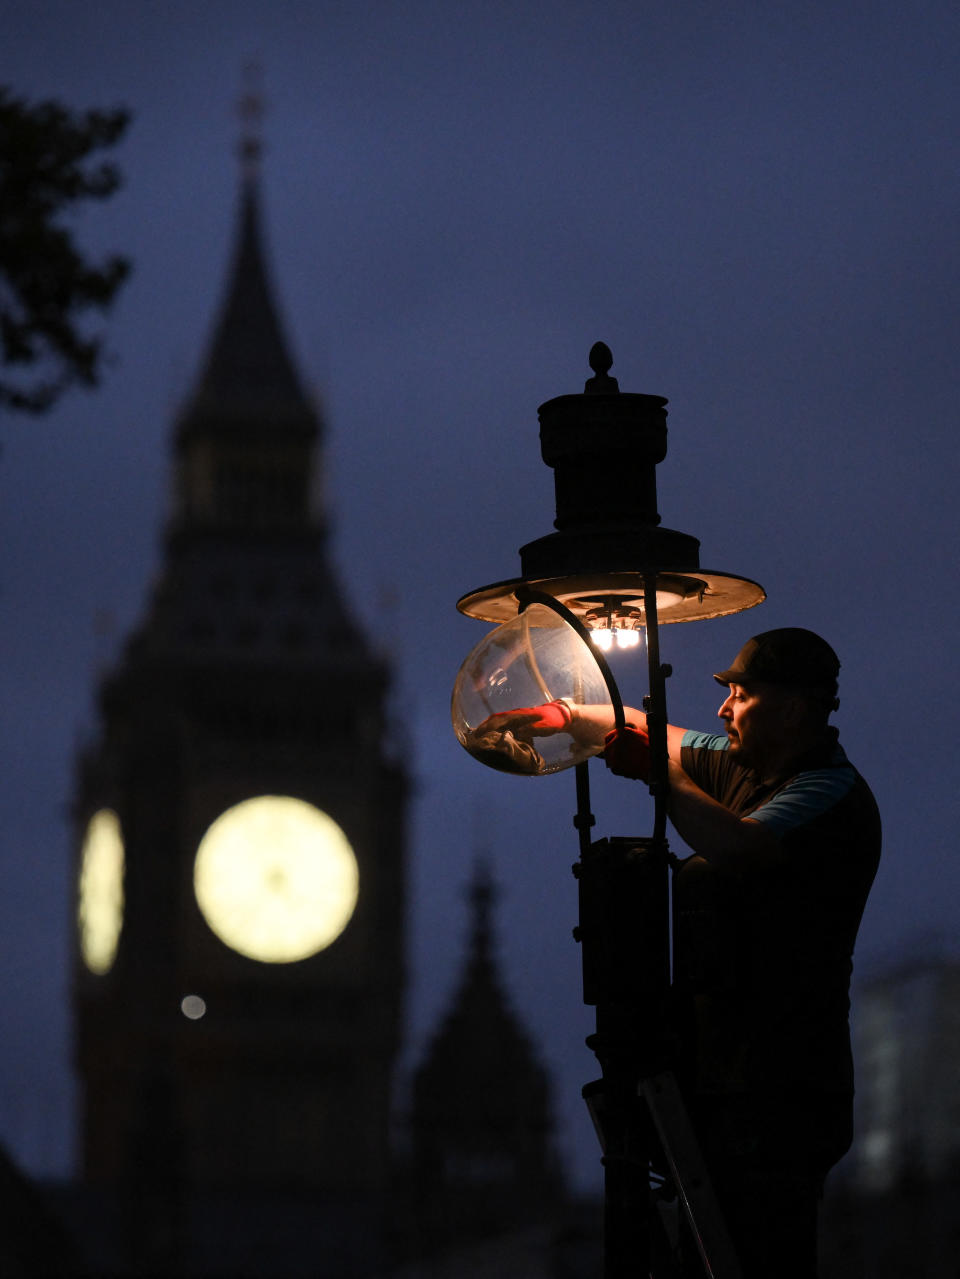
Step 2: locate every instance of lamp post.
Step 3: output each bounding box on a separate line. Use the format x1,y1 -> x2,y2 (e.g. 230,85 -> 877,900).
453,345 -> 766,1276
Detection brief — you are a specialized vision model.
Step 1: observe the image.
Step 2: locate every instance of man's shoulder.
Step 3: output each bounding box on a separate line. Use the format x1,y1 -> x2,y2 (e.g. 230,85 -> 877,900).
755,742 -> 880,845
680,728 -> 729,752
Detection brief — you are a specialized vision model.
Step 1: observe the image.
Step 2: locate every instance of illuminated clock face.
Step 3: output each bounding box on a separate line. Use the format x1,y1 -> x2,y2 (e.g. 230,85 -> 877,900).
193,795 -> 359,963
78,808 -> 125,975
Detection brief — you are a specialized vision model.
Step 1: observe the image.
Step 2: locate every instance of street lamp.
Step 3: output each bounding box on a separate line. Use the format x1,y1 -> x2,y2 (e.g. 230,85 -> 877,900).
452,345 -> 765,1277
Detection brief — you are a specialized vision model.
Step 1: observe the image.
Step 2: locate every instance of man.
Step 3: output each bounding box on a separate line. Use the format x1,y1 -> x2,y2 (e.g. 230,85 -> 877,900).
483,628 -> 880,1276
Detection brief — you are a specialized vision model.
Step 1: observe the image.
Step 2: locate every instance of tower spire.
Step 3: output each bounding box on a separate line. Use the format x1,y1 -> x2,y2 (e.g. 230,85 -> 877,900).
130,91 -> 373,661
178,99 -> 310,421
170,78 -> 324,537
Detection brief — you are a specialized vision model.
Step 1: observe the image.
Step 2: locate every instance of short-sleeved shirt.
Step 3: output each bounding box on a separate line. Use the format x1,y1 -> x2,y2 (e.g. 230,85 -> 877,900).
672,727 -> 881,1096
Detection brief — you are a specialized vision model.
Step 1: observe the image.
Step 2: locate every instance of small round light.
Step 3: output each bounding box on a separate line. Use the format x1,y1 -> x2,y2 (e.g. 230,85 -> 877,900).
181,994 -> 207,1020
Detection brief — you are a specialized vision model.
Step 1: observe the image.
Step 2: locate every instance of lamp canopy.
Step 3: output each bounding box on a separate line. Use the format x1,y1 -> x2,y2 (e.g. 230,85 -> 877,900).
457,343 -> 765,625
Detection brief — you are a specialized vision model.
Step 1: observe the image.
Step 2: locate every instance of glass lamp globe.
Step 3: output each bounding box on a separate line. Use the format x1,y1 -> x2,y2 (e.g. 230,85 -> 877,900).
451,601 -> 613,776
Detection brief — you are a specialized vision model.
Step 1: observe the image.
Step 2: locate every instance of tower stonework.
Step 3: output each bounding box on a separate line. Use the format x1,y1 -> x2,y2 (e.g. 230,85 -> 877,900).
72,156 -> 406,1278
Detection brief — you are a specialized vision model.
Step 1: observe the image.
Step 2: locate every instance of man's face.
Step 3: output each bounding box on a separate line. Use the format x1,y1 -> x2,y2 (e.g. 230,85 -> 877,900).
717,681 -> 792,767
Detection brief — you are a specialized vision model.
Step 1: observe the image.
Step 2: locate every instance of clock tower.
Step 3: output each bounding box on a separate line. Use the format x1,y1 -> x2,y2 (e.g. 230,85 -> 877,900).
72,135 -> 406,1277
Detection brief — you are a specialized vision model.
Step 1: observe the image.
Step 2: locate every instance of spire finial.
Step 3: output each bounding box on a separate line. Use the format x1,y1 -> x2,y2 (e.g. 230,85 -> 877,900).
585,341 -> 619,393
467,855 -> 497,961
237,61 -> 265,178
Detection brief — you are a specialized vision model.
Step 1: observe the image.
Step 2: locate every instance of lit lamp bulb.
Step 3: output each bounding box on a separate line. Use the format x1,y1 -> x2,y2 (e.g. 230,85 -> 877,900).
586,607 -> 644,653
591,626 -> 644,652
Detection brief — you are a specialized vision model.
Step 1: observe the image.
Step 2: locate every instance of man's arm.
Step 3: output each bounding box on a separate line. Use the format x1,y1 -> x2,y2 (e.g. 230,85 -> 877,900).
566,703 -> 687,763
666,759 -> 783,873
497,702 -> 782,869
472,701 -> 685,756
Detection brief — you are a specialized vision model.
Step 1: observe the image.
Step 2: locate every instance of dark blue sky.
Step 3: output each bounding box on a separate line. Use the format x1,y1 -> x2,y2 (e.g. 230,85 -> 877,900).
1,1 -> 958,1189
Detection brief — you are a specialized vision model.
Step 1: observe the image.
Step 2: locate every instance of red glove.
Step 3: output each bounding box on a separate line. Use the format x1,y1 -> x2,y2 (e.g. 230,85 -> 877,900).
479,699 -> 572,740
602,724 -> 650,781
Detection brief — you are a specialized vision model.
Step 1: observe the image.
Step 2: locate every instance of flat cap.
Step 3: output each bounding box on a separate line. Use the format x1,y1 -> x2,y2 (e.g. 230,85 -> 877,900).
714,628 -> 840,690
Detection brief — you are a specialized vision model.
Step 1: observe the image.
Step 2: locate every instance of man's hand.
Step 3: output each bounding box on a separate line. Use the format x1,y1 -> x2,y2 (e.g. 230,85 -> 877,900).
602,724 -> 651,781
476,699 -> 572,741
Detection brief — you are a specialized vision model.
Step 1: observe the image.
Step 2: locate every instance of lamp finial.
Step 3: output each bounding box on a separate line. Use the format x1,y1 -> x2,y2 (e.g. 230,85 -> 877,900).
585,341 -> 618,393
